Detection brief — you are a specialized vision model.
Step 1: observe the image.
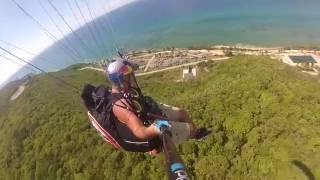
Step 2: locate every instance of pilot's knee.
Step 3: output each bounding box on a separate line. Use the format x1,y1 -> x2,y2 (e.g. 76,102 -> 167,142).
178,109 -> 188,118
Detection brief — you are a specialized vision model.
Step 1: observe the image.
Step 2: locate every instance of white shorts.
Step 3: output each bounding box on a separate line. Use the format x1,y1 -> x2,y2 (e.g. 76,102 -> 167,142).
166,121 -> 191,144
157,103 -> 191,144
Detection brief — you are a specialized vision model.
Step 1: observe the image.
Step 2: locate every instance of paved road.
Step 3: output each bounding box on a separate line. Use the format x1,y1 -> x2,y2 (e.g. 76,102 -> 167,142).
79,57 -> 230,77
144,55 -> 155,72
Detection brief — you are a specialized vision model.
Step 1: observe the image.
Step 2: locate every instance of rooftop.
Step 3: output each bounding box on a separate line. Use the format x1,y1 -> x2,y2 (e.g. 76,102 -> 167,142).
289,55 -> 317,63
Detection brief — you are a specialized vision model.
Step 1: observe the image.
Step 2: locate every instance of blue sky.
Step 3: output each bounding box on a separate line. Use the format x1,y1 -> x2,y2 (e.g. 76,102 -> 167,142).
0,0 -> 139,86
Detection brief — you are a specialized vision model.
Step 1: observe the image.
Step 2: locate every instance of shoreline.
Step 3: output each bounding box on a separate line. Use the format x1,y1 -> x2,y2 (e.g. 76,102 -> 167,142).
87,44 -> 320,76
128,43 -> 320,55
2,44 -> 320,89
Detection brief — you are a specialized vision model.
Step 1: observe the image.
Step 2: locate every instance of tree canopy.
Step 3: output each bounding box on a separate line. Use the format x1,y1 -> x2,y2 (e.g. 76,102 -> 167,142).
0,55 -> 319,179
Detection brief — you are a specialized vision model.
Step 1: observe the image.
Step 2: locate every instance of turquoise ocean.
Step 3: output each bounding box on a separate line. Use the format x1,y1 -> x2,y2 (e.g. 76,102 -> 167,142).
10,0 -> 320,81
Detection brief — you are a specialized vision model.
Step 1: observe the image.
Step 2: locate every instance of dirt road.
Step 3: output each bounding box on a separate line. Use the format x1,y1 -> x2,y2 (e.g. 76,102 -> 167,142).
10,84 -> 26,101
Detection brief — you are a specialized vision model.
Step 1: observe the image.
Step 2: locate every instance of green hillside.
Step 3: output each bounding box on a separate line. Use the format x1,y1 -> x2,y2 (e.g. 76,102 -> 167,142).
0,56 -> 319,180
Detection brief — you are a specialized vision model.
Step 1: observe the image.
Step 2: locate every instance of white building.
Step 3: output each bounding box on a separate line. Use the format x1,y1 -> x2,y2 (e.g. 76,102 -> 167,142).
182,66 -> 197,79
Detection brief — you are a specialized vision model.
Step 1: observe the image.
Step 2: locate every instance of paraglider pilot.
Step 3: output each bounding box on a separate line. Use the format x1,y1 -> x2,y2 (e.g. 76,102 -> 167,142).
81,59 -> 211,155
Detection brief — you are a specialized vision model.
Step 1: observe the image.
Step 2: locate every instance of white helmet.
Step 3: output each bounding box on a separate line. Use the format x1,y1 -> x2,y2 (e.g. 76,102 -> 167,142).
106,60 -> 137,87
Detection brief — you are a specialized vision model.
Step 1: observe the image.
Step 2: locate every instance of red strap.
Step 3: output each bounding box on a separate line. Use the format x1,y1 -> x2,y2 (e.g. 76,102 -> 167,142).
87,112 -> 121,149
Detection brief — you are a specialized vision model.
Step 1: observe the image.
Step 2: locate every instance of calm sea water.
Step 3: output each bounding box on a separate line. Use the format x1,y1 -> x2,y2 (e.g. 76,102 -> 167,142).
26,0 -> 320,73
116,0 -> 320,49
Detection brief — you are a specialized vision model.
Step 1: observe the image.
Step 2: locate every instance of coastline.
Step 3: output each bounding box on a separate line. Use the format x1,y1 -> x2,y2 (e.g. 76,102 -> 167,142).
79,44 -> 320,77
127,44 -> 320,70
2,43 -> 320,89
130,43 -> 320,54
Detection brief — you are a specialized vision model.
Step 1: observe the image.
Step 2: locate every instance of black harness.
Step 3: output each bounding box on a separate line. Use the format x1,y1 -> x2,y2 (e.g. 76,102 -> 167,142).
81,84 -> 162,152
111,87 -> 164,126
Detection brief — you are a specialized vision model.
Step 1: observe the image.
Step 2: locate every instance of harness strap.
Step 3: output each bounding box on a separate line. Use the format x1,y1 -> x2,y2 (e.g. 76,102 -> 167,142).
110,92 -> 151,125
88,112 -> 121,149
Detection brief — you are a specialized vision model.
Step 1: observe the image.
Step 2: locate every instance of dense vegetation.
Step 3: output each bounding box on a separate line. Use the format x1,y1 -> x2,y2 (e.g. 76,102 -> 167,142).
0,56 -> 319,179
